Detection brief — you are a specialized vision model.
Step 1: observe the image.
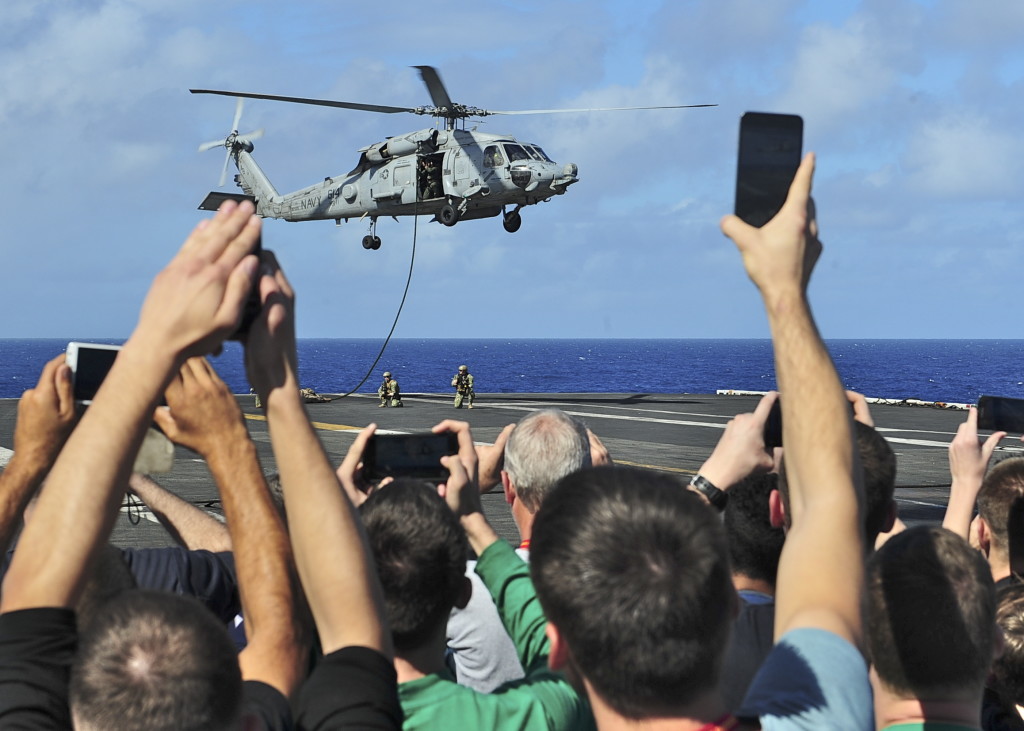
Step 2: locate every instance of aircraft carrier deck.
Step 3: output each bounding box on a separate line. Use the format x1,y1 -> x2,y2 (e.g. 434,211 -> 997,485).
0,392 -> 1015,549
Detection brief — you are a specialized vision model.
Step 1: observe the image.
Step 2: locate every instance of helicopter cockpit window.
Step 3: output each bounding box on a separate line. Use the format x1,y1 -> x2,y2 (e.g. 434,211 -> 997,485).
483,145 -> 505,167
528,145 -> 553,163
504,144 -> 530,163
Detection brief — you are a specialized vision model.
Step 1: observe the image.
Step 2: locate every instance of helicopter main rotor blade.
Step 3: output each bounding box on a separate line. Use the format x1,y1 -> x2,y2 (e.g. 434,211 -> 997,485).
219,149 -> 232,187
199,138 -> 226,152
190,89 -> 415,115
231,97 -> 244,132
413,66 -> 454,111
485,103 -> 718,116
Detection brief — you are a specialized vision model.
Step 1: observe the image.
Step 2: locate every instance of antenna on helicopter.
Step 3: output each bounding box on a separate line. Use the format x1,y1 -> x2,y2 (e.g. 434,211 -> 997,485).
197,98 -> 264,186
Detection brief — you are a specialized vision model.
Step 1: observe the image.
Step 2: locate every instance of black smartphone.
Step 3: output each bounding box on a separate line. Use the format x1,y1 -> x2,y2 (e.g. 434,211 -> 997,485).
66,342 -> 122,404
734,112 -> 804,227
227,232 -> 262,341
763,399 -> 783,450
977,395 -> 1024,433
363,432 -> 459,482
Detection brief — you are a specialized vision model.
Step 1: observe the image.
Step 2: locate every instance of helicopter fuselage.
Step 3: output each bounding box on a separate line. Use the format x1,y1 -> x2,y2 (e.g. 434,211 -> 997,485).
231,128 -> 578,230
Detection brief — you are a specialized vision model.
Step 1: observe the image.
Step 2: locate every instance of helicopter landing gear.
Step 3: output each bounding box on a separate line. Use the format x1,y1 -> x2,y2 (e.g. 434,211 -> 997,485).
362,218 -> 382,250
502,208 -> 522,233
439,203 -> 460,227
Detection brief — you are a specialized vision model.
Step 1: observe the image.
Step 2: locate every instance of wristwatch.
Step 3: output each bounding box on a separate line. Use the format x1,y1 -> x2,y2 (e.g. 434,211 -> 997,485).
689,474 -> 728,512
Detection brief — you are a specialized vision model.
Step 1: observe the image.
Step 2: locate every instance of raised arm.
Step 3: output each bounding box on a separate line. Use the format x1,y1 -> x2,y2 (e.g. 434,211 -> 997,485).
722,153 -> 864,646
245,252 -> 391,658
943,407 -> 1004,540
155,356 -> 306,697
127,473 -> 231,553
1,200 -> 261,613
0,356 -> 77,554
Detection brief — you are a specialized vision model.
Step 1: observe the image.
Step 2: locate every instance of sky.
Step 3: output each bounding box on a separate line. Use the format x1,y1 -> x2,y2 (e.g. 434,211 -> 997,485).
1,0 -> 1022,340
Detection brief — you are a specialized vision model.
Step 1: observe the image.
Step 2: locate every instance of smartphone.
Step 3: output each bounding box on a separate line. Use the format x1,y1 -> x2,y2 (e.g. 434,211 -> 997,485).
763,399 -> 783,450
363,432 -> 459,482
977,395 -> 1024,433
66,342 -> 122,404
734,112 -> 804,227
227,232 -> 262,341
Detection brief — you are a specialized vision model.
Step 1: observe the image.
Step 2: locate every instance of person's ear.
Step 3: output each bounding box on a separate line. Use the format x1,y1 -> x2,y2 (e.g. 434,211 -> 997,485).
881,501 -> 897,534
454,576 -> 472,610
769,489 -> 786,529
978,517 -> 993,557
545,622 -> 570,671
502,471 -> 515,506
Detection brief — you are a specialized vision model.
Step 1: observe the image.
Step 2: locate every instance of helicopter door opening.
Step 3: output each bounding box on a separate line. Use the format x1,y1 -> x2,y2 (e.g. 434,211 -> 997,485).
417,153 -> 443,201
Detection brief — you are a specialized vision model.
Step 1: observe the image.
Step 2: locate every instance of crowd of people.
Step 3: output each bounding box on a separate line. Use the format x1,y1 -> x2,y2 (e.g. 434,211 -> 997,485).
0,155 -> 1022,730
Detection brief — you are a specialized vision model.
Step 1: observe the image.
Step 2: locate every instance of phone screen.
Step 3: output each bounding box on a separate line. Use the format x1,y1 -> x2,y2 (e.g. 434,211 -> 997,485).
363,433 -> 459,481
977,395 -> 1024,433
763,399 -> 783,450
67,343 -> 122,403
734,112 -> 804,227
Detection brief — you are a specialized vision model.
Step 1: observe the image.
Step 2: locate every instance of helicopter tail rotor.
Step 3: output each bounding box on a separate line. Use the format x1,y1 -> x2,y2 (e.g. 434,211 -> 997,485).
197,98 -> 265,186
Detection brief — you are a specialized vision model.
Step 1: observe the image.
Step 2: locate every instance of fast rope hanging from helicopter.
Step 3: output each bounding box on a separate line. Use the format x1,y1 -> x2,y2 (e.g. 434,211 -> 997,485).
335,197 -> 420,399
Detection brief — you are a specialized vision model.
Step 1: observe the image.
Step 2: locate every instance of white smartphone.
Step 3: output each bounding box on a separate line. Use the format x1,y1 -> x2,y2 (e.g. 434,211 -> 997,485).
66,342 -> 122,404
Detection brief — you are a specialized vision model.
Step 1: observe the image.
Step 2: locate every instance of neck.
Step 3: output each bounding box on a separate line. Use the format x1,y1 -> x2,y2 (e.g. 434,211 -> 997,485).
512,500 -> 536,544
989,553 -> 1011,583
587,683 -> 744,731
872,677 -> 982,730
731,574 -> 775,597
393,629 -> 448,684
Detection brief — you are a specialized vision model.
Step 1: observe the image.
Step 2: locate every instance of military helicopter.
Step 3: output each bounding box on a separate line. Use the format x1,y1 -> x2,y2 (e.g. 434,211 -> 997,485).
191,66 -> 715,250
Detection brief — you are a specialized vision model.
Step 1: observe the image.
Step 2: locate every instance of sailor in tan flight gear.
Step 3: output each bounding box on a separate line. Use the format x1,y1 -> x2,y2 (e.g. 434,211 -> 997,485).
378,371 -> 402,407
451,364 -> 474,409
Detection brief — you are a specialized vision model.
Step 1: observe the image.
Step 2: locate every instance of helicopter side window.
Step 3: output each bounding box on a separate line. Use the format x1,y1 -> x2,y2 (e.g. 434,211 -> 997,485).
504,144 -> 530,163
483,145 -> 505,167
528,145 -> 553,163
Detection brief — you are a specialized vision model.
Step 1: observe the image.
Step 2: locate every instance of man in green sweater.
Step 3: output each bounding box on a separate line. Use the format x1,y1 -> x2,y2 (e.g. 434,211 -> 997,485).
350,419 -> 594,731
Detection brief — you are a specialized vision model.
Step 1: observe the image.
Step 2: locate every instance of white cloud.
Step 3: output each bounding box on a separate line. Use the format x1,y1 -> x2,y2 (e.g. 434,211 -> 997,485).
903,112 -> 1024,197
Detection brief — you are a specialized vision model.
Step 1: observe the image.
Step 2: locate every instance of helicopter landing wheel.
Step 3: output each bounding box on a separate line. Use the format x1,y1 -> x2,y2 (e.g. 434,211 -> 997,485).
439,203 -> 460,227
361,235 -> 374,249
502,210 -> 522,233
371,236 -> 381,250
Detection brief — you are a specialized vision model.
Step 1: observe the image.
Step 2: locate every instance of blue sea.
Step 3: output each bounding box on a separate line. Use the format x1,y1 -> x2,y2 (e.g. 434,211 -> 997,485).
1,339 -> 1022,405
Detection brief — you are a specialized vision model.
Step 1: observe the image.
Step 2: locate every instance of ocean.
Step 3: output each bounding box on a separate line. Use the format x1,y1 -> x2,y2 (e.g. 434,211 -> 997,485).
1,339 -> 1022,405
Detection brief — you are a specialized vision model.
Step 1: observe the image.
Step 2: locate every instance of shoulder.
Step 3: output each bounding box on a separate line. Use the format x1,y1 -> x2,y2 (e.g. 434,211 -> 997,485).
298,646 -> 402,730
739,628 -> 872,731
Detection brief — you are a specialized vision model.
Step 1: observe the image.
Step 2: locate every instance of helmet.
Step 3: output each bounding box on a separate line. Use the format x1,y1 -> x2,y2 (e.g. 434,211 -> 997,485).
383,371 -> 391,377
459,365 -> 468,372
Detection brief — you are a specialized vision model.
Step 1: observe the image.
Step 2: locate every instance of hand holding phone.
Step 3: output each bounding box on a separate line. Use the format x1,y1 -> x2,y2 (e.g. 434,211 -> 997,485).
977,395 -> 1024,434
363,432 -> 459,482
66,342 -> 122,405
734,112 -> 803,228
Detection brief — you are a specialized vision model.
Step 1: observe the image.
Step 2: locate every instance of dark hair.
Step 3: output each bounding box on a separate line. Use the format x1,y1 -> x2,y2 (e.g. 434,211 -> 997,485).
531,466 -> 734,718
991,583 -> 1024,708
70,590 -> 243,730
865,526 -> 995,697
359,478 -> 468,652
856,421 -> 897,545
777,421 -> 896,547
978,458 -> 1024,552
723,472 -> 783,587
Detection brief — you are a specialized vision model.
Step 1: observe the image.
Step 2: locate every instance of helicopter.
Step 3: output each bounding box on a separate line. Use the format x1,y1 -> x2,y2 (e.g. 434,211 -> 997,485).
191,66 -> 715,250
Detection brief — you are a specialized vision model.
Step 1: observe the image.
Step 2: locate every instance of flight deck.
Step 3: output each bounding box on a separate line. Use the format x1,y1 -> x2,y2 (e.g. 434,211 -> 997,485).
0,392 -> 1010,549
